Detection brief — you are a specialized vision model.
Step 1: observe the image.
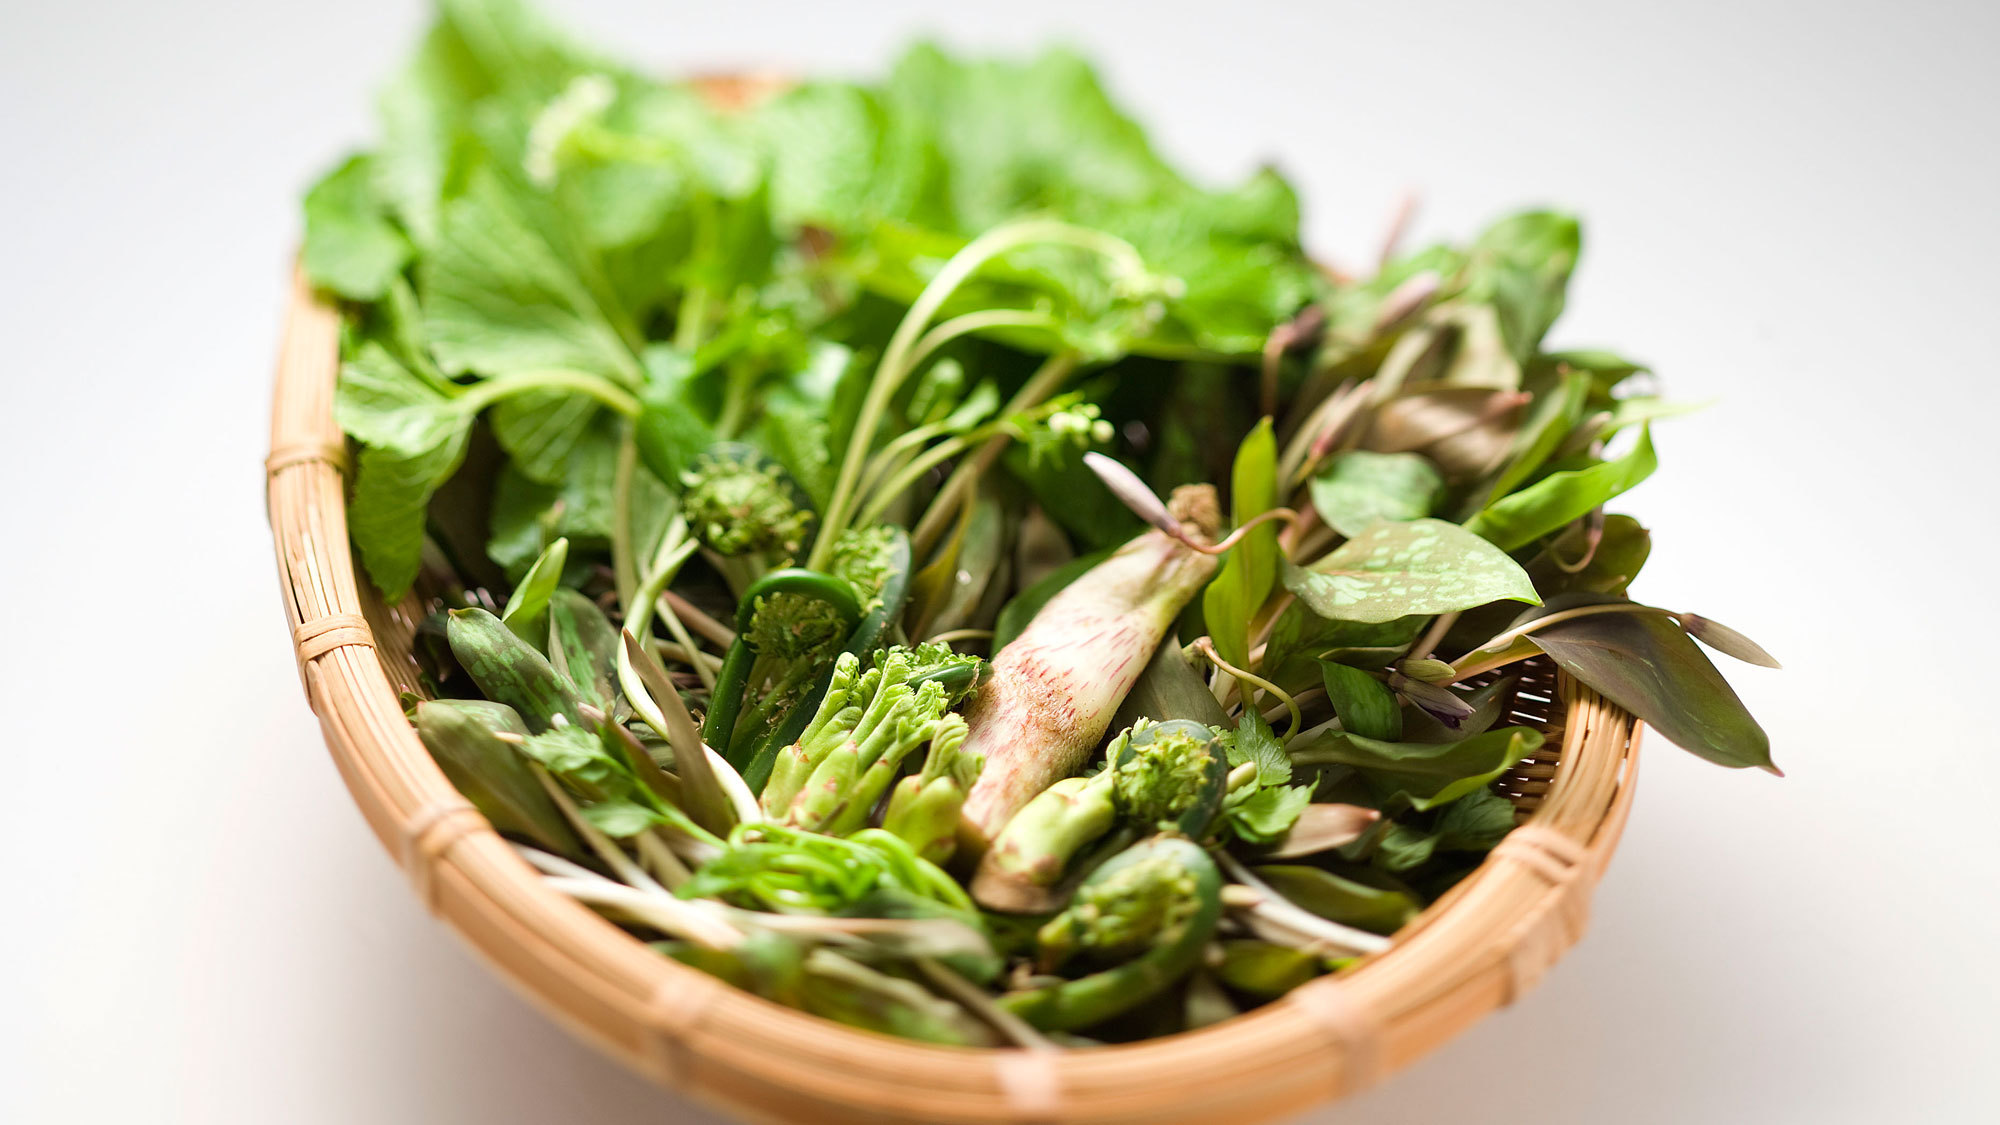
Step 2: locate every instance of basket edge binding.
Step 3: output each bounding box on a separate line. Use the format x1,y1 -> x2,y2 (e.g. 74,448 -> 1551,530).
267,265 -> 1642,1125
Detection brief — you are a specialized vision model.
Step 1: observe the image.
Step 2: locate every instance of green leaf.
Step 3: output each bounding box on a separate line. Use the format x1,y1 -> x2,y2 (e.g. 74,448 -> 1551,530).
1308,450 -> 1443,538
1225,784 -> 1313,846
1484,369 -> 1589,502
1283,519 -> 1541,625
1292,726 -> 1544,811
1253,865 -> 1419,934
302,155 -> 412,301
335,343 -> 473,598
500,537 -> 568,645
579,798 -> 664,839
1467,211 -> 1581,364
1527,513 -> 1651,597
1202,418 -> 1278,667
1229,709 -> 1290,788
1108,633 -> 1231,731
335,342 -> 462,450
1466,426 -> 1658,551
1369,788 -> 1519,874
1525,597 -> 1774,771
491,391 -> 600,485
1318,661 -> 1403,741
420,166 -> 642,383
1260,605 -> 1424,692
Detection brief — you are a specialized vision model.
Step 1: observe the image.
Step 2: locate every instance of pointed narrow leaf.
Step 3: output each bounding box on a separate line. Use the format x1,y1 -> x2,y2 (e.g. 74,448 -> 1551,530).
1203,418 -> 1278,666
1682,614 -> 1783,669
1466,426 -> 1657,551
1284,519 -> 1540,624
1290,725 -> 1544,810
501,537 -> 569,645
1253,865 -> 1420,934
1531,607 -> 1775,771
1082,451 -> 1179,537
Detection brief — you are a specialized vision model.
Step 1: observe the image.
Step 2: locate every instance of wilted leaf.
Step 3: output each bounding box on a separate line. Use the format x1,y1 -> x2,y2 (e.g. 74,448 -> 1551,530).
1264,803 -> 1381,859
1364,387 -> 1527,480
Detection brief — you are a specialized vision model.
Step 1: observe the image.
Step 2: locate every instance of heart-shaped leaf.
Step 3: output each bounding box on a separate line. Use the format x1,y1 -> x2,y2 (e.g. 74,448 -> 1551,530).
1525,599 -> 1775,772
1308,450 -> 1443,538
1283,518 -> 1541,624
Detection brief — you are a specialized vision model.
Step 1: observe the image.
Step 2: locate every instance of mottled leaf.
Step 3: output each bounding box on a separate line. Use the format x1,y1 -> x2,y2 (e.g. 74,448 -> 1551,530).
1284,519 -> 1540,624
1308,451 -> 1442,538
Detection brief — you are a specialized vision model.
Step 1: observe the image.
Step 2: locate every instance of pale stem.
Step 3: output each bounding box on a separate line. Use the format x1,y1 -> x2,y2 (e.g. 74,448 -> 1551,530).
916,958 -> 1059,1051
926,628 -> 995,646
660,590 -> 736,648
1410,612 -> 1460,661
1193,637 -> 1302,738
909,351 -> 1080,559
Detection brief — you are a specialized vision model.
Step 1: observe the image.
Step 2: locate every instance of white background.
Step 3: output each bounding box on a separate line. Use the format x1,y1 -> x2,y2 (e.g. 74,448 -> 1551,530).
4,1 -> 1997,1121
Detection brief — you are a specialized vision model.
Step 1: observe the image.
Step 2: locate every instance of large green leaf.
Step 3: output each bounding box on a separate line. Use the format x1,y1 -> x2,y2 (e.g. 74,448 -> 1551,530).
350,428 -> 471,599
1203,418 -> 1278,667
1466,211 -> 1581,363
1466,426 -> 1658,551
1525,598 -> 1774,771
335,343 -> 474,598
420,167 -> 643,383
1283,519 -> 1540,624
1308,450 -> 1443,538
301,155 -> 412,301
1291,725 -> 1544,811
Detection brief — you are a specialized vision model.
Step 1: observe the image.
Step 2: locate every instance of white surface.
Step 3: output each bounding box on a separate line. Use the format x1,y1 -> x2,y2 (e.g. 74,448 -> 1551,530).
4,1 -> 1996,1122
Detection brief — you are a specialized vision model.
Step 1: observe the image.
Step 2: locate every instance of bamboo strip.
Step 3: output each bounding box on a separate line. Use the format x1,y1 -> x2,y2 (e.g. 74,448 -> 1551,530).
267,266 -> 1642,1125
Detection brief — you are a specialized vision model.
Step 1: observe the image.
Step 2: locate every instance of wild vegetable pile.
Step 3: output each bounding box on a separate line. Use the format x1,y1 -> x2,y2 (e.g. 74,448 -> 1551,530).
303,0 -> 1778,1046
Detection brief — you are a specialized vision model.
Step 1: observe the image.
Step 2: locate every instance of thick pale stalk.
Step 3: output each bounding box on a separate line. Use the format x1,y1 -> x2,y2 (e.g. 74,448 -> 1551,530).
956,487 -> 1220,856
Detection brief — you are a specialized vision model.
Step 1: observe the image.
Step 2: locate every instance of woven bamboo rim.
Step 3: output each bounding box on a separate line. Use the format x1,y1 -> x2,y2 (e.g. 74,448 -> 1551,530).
267,264 -> 1641,1125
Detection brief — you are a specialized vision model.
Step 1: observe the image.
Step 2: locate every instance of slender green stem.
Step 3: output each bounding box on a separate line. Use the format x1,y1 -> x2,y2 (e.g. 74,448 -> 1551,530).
1193,637 -> 1302,739
674,285 -> 711,353
813,219 -> 1143,569
625,522 -> 697,639
857,435 -> 971,526
903,309 -> 1060,380
909,350 -> 1080,559
456,368 -> 643,419
611,427 -> 642,615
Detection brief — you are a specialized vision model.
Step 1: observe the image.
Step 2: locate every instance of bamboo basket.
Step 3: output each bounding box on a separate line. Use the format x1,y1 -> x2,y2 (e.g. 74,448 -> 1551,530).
267,264 -> 1641,1125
